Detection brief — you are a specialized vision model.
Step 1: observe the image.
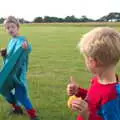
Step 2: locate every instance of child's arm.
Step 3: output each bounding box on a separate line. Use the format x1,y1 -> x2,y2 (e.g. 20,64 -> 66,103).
75,77 -> 97,99
67,76 -> 88,99
75,87 -> 88,99
22,41 -> 32,54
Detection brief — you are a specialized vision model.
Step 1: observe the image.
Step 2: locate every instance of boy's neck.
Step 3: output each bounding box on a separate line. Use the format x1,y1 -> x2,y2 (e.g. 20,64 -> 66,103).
98,67 -> 117,84
12,33 -> 20,37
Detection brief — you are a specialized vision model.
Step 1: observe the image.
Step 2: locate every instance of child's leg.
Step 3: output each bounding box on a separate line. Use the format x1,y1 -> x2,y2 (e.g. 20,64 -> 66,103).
15,84 -> 38,119
5,90 -> 16,104
3,90 -> 23,113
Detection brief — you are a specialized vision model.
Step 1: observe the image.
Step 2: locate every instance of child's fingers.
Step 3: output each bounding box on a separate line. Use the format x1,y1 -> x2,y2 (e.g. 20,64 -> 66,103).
72,99 -> 86,107
72,107 -> 80,112
67,84 -> 75,92
67,82 -> 78,96
72,102 -> 85,109
22,42 -> 28,49
24,42 -> 28,46
67,83 -> 76,89
67,87 -> 74,96
0,48 -> 5,52
72,103 -> 87,112
0,48 -> 7,56
72,103 -> 83,112
68,91 -> 74,96
68,84 -> 75,89
68,93 -> 73,96
72,99 -> 82,106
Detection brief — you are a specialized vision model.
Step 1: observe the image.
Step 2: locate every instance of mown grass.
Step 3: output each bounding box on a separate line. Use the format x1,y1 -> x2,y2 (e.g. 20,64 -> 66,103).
0,23 -> 120,120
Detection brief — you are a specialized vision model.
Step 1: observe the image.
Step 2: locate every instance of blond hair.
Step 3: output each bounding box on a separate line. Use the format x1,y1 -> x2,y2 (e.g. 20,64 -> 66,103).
4,16 -> 20,27
79,27 -> 120,66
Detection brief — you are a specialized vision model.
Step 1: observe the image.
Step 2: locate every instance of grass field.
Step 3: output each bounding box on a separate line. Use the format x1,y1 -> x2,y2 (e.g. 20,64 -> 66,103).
0,23 -> 120,120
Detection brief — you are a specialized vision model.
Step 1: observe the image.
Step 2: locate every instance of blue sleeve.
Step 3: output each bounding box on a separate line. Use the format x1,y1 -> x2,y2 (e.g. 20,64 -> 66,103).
98,84 -> 120,120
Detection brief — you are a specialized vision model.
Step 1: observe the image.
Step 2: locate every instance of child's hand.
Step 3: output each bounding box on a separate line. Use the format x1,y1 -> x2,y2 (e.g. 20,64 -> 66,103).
22,41 -> 28,49
67,76 -> 79,96
0,48 -> 7,57
72,98 -> 89,119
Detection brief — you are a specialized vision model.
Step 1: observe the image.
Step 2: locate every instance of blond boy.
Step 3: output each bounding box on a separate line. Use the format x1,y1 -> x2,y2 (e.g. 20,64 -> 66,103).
67,27 -> 120,120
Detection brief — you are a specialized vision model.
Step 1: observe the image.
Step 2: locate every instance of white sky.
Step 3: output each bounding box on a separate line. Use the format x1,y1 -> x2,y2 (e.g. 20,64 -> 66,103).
0,0 -> 120,21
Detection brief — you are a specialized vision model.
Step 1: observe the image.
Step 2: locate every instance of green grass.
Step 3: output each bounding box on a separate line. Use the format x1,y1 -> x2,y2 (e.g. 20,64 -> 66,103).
0,23 -> 120,120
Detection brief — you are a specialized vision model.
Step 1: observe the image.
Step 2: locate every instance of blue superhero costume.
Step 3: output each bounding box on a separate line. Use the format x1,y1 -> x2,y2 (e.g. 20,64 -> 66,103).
0,36 -> 33,110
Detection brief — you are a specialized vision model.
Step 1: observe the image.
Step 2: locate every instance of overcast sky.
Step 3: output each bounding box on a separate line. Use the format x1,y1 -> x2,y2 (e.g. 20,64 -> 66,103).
0,0 -> 120,21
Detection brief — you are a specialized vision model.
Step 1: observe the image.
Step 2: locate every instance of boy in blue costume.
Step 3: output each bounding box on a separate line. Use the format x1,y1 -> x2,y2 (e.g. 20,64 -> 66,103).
0,16 -> 39,120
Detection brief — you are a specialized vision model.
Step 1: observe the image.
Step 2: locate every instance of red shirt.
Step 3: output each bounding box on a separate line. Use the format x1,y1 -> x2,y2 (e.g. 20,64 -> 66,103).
76,76 -> 119,120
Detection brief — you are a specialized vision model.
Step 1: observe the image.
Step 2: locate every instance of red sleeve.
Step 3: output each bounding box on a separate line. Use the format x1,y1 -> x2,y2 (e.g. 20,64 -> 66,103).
75,87 -> 88,99
75,77 -> 96,99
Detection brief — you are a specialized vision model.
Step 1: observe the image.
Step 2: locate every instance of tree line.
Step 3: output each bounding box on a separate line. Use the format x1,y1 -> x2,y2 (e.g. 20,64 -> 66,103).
0,12 -> 120,24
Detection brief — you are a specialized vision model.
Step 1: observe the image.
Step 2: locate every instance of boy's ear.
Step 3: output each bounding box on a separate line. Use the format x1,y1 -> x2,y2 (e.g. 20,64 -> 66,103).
90,57 -> 103,67
89,57 -> 97,67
